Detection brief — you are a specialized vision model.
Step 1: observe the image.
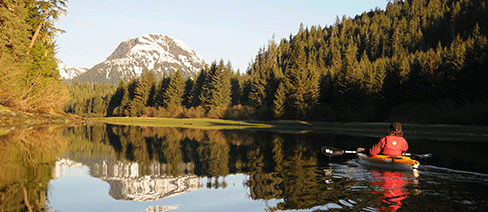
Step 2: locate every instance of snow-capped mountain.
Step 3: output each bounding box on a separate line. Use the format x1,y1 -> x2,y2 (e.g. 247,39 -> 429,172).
57,58 -> 88,80
67,33 -> 206,84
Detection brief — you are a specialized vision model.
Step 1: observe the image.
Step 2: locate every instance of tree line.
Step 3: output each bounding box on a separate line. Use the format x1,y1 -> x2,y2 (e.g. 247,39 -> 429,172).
0,0 -> 69,113
65,60 -> 249,119
64,0 -> 488,124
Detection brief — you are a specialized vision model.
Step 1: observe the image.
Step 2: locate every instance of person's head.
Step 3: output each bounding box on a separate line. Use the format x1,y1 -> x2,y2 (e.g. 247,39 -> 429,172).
389,122 -> 403,137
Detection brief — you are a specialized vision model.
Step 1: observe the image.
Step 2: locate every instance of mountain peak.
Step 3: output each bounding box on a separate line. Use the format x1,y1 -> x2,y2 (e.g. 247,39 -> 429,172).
66,33 -> 206,84
106,33 -> 198,61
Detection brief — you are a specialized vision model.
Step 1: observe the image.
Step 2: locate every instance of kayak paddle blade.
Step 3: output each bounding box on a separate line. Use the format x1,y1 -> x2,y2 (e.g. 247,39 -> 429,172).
414,153 -> 433,158
403,153 -> 433,159
321,146 -> 345,157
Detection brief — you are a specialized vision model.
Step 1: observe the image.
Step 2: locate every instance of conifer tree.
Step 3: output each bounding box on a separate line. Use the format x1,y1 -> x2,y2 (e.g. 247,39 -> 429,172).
192,66 -> 209,107
121,78 -> 137,116
154,76 -> 170,107
91,95 -> 105,115
107,80 -> 126,116
248,69 -> 268,110
464,24 -> 488,98
230,75 -> 242,106
248,40 -> 283,118
182,78 -> 195,108
202,60 -> 232,109
130,71 -> 156,116
248,51 -> 269,110
445,35 -> 466,75
163,70 -> 185,108
283,33 -> 321,118
272,80 -> 286,119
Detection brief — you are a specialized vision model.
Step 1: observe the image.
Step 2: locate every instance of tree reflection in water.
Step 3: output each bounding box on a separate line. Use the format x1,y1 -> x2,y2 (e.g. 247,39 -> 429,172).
59,124 -> 426,211
4,124 -> 486,211
0,127 -> 67,212
61,124 -> 348,209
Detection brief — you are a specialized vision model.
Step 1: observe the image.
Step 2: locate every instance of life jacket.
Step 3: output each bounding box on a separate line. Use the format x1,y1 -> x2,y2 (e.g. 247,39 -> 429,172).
380,135 -> 408,156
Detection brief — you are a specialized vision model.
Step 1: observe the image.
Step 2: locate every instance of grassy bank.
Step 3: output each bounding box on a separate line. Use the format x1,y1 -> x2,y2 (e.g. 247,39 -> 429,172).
1,103 -> 486,142
96,117 -> 272,130
97,117 -> 367,132
95,117 -> 488,142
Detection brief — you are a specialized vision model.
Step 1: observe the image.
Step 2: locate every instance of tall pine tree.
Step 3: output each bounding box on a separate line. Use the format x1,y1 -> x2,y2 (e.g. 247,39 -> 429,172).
163,70 -> 185,108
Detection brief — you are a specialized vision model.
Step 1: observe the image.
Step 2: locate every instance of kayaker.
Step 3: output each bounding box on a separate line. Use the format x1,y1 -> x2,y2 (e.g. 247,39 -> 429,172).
368,122 -> 408,156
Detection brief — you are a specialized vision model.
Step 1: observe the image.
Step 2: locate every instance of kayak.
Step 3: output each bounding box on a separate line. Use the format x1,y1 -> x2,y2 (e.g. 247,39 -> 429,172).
356,148 -> 420,171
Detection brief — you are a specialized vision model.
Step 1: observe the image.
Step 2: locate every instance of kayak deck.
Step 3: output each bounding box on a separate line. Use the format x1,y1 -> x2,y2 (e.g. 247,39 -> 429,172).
356,149 -> 420,170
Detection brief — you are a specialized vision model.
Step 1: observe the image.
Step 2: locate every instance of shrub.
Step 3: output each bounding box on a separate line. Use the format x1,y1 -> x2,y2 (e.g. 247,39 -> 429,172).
182,106 -> 206,118
206,106 -> 227,119
223,105 -> 255,120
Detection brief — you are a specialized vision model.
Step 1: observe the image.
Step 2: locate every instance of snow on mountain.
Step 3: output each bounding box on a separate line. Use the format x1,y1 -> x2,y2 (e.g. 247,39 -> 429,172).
56,58 -> 88,80
69,33 -> 206,84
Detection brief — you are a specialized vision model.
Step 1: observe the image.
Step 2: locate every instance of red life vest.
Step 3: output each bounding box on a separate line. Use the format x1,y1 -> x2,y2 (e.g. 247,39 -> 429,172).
370,135 -> 408,156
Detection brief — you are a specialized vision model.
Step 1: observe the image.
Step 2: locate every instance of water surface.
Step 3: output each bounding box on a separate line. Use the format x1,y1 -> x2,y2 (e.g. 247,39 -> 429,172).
1,124 -> 487,211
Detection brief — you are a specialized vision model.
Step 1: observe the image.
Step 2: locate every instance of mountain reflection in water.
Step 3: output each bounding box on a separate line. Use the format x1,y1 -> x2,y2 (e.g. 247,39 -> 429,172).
54,158 -> 201,202
1,124 -> 487,212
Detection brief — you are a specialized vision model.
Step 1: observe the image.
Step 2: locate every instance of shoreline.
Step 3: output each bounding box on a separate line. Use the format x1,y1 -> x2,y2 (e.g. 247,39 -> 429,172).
1,105 -> 487,142
96,117 -> 488,142
0,106 -> 90,132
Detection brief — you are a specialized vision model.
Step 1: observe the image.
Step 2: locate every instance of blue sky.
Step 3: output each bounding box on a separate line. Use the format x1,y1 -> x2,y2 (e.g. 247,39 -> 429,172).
54,0 -> 390,72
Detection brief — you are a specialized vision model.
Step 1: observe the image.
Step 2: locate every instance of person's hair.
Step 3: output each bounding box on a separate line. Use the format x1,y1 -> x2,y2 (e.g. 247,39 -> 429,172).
389,122 -> 403,137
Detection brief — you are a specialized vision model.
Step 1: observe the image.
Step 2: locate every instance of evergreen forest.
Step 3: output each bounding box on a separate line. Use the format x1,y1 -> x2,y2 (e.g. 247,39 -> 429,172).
1,0 -> 69,112
65,0 -> 488,124
2,0 -> 488,125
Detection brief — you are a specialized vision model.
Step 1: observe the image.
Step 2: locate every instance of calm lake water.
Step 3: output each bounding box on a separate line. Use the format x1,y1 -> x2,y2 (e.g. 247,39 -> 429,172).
1,123 -> 488,211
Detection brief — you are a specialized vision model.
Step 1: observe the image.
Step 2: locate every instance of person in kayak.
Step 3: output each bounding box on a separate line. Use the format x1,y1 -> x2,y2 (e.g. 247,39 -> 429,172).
368,122 -> 408,156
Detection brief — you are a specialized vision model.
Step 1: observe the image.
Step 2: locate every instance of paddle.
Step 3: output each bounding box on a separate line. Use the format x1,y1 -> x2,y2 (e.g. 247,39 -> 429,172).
402,152 -> 433,159
321,146 -> 357,157
321,146 -> 433,158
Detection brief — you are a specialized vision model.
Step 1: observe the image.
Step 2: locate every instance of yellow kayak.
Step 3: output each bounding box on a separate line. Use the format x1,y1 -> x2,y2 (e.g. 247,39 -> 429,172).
356,148 -> 420,170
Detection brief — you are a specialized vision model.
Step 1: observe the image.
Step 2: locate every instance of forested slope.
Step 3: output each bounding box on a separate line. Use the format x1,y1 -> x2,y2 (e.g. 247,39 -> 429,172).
65,0 -> 488,124
247,0 -> 488,123
0,0 -> 69,113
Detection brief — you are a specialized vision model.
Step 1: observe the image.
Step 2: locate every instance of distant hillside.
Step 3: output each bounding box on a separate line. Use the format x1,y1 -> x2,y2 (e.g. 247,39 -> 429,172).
65,33 -> 206,84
